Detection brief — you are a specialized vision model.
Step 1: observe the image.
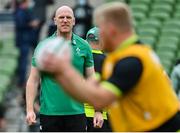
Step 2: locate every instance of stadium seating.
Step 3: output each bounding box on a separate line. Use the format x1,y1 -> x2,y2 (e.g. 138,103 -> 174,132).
106,0 -> 180,74
114,0 -> 180,74
138,19 -> 162,30
130,0 -> 151,5
127,0 -> 180,74
139,36 -> 156,48
138,28 -> 159,38
153,0 -> 176,5
0,37 -> 19,103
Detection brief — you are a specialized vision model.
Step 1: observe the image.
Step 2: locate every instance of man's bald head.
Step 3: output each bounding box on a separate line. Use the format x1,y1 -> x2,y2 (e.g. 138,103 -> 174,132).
54,5 -> 75,37
55,6 -> 74,18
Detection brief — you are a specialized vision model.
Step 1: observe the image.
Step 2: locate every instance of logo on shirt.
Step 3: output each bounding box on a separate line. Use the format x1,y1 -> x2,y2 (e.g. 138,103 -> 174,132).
76,47 -> 81,55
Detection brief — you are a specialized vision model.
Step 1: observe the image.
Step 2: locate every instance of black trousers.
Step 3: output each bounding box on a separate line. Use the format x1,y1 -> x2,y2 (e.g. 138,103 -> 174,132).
40,114 -> 86,132
86,117 -> 112,132
150,111 -> 180,132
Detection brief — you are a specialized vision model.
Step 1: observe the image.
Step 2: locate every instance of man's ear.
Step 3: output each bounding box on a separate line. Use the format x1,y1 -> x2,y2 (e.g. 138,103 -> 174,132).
54,17 -> 57,25
109,23 -> 118,37
73,17 -> 75,26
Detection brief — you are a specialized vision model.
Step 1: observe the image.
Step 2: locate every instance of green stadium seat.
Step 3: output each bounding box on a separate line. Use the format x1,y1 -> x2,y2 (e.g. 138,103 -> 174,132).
158,37 -> 179,45
0,37 -> 19,58
132,12 -> 146,21
138,28 -> 159,38
106,0 -> 127,3
161,29 -> 180,37
130,0 -> 151,5
163,19 -> 180,29
0,40 -> 2,50
173,12 -> 180,19
156,43 -> 178,52
175,4 -> 180,11
176,0 -> 180,4
0,75 -> 10,92
153,0 -> 176,5
176,50 -> 180,59
149,11 -> 170,21
130,4 -> 149,13
0,74 -> 11,103
0,93 -> 3,103
151,4 -> 173,14
2,38 -> 15,48
161,59 -> 172,74
138,19 -> 162,30
156,50 -> 176,61
139,36 -> 156,48
0,47 -> 19,58
0,58 -> 18,77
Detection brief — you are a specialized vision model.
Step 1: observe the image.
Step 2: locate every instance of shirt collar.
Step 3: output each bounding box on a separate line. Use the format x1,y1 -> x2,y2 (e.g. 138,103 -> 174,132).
52,32 -> 76,45
92,49 -> 103,54
71,33 -> 76,45
115,34 -> 138,52
107,34 -> 138,57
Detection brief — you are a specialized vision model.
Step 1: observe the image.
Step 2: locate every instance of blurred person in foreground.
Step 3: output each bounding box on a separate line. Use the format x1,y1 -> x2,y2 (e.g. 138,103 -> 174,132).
14,0 -> 39,88
41,2 -> 180,132
85,27 -> 111,132
26,5 -> 95,132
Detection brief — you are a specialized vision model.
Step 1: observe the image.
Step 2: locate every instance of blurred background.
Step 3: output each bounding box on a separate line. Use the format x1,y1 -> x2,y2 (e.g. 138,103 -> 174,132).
0,0 -> 180,131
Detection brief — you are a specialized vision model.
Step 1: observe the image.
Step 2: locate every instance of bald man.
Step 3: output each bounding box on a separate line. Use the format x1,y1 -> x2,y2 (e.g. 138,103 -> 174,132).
26,6 -> 94,132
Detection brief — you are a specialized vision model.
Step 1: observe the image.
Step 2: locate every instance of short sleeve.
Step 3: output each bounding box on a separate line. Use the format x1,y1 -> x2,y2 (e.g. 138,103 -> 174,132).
107,57 -> 143,93
31,56 -> 37,67
31,41 -> 43,67
85,44 -> 94,68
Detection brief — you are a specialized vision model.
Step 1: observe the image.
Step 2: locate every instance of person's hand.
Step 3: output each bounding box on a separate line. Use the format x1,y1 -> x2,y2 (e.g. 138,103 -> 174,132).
26,110 -> 37,125
93,111 -> 104,128
29,20 -> 40,28
42,47 -> 71,74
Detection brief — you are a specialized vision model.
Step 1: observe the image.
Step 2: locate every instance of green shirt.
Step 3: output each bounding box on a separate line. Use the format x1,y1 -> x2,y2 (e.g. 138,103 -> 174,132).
32,33 -> 94,115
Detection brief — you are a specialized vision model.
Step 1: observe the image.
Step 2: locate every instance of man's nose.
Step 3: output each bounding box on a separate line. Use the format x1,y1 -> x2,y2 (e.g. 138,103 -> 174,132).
63,17 -> 68,22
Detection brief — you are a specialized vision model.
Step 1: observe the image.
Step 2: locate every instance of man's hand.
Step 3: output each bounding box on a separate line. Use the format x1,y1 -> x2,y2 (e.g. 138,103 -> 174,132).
42,53 -> 69,74
29,20 -> 40,28
26,110 -> 37,125
93,111 -> 104,128
42,43 -> 71,74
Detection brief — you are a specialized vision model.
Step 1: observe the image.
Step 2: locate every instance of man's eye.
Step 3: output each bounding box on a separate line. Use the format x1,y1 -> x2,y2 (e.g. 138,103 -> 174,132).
59,17 -> 65,19
67,16 -> 72,19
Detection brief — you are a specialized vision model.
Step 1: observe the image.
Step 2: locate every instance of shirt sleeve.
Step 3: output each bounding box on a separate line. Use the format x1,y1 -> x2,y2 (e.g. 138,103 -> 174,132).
93,53 -> 106,74
31,41 -> 42,67
85,44 -> 94,68
171,66 -> 180,93
31,56 -> 37,67
107,57 -> 143,93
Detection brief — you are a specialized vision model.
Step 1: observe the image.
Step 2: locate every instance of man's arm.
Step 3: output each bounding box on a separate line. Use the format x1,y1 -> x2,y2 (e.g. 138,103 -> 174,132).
55,64 -> 117,110
86,66 -> 95,78
26,66 -> 40,125
86,66 -> 104,128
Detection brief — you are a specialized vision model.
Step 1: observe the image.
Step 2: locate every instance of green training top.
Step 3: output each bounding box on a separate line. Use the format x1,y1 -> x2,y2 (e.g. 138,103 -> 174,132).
32,33 -> 94,115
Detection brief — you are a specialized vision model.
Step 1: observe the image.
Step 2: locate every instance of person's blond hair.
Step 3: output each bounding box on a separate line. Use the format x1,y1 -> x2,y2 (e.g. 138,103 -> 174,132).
93,2 -> 133,33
